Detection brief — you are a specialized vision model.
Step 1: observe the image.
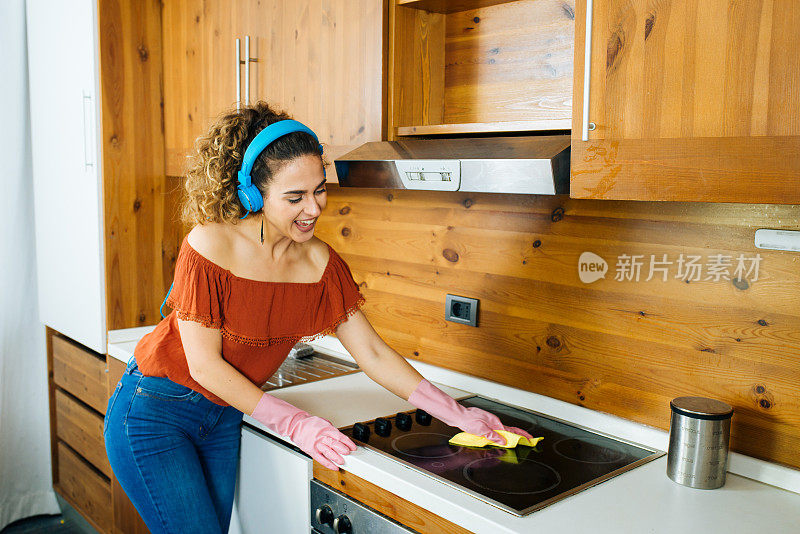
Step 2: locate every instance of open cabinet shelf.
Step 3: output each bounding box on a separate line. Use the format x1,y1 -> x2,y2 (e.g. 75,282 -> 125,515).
388,0 -> 574,139
397,0 -> 520,13
395,119 -> 571,136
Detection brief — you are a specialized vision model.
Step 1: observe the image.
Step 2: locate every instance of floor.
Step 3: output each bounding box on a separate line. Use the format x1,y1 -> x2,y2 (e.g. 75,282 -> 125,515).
0,494 -> 99,534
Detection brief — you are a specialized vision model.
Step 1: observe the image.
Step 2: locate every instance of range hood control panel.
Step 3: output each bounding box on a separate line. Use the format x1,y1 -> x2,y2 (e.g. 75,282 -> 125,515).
395,160 -> 460,191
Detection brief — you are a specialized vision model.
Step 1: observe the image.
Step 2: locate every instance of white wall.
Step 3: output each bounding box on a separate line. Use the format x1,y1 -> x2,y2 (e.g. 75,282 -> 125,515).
0,0 -> 61,527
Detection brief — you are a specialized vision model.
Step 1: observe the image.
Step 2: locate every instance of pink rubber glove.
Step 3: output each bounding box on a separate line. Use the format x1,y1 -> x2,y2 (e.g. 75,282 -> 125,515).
251,392 -> 357,470
408,379 -> 534,446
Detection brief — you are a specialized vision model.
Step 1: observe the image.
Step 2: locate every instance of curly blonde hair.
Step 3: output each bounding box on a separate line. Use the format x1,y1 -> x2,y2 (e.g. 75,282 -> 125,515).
181,101 -> 324,226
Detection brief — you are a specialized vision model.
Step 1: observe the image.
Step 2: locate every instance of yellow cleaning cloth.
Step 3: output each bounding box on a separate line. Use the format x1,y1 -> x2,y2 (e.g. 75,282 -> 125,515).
449,430 -> 544,449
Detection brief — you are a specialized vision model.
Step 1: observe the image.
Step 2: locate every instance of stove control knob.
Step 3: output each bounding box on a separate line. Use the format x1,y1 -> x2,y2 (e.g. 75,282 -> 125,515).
352,422 -> 370,443
374,417 -> 392,437
415,409 -> 432,426
333,514 -> 352,534
315,504 -> 334,526
395,412 -> 412,431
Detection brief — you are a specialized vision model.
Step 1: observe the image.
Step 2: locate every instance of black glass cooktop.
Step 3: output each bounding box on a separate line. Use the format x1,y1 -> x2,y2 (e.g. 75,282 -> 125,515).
341,396 -> 664,516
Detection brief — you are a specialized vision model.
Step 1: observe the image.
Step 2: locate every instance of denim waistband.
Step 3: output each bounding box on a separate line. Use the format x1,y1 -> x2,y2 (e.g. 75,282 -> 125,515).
124,355 -> 142,376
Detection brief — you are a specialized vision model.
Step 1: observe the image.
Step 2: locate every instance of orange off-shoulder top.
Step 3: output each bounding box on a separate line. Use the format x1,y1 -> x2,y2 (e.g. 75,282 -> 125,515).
133,236 -> 366,406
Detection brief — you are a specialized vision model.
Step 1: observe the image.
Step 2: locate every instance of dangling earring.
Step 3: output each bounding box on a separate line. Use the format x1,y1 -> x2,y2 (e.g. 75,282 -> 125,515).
260,211 -> 265,245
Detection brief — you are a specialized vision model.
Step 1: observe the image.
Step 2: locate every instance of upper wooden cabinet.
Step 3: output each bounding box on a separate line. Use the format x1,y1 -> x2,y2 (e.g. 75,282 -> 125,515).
162,0 -> 385,179
570,0 -> 800,203
387,0 -> 574,138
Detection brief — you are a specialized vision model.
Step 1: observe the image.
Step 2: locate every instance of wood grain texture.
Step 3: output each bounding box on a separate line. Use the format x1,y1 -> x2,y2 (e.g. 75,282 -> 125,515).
55,390 -> 111,478
52,335 -> 108,414
163,0 -> 385,180
314,466 -> 475,534
99,0 -> 175,330
399,0 -> 516,13
571,0 -> 800,202
55,442 -> 112,533
389,1 -> 446,136
316,185 -> 800,469
396,119 -> 571,135
390,0 -> 573,136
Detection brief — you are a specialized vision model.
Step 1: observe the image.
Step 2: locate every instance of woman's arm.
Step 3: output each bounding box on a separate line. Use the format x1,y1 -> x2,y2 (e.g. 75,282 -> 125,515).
177,318 -> 264,414
177,318 -> 356,470
335,310 -> 533,445
333,310 -> 424,400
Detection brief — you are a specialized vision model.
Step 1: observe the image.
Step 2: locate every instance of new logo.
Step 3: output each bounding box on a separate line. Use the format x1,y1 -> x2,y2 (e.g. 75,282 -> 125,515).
578,252 -> 608,284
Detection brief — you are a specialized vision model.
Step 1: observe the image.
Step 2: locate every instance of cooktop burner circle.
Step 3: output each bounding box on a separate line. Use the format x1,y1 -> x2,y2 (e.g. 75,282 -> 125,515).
462,458 -> 562,495
390,432 -> 463,459
552,437 -> 626,464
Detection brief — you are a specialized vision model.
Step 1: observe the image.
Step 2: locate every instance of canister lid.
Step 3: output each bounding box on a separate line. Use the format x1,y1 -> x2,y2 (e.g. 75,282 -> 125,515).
670,396 -> 734,420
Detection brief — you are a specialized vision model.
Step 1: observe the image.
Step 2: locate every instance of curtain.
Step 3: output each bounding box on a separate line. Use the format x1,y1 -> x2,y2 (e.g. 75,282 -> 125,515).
0,0 -> 61,527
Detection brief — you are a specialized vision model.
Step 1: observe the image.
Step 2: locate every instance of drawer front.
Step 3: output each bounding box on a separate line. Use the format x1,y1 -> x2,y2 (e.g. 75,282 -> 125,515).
56,442 -> 112,533
55,389 -> 111,477
52,334 -> 107,413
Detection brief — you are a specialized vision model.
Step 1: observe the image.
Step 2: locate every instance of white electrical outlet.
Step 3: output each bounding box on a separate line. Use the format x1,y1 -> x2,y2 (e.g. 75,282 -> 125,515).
755,229 -> 800,252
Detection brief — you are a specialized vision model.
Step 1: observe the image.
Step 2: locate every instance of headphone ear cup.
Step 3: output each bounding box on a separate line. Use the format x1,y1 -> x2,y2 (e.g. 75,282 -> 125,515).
237,183 -> 263,213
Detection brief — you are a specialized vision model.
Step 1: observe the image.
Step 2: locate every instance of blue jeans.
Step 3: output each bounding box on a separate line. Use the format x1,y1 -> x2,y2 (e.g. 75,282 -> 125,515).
104,357 -> 244,534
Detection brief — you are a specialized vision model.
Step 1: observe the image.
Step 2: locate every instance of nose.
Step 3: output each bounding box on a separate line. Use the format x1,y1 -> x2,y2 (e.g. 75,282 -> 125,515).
302,195 -> 322,218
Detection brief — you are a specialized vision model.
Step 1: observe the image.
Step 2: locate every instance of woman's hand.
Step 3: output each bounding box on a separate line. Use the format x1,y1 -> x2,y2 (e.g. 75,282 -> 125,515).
250,392 -> 356,470
408,379 -> 534,446
287,415 -> 358,470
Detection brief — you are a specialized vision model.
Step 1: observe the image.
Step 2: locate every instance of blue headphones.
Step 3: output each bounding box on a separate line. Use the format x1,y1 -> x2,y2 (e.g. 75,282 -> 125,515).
237,119 -> 323,215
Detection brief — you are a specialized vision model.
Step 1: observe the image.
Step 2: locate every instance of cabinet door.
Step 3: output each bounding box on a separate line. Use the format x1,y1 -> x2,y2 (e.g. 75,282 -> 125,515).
163,0 -> 385,179
233,425 -> 313,534
571,0 -> 800,203
27,0 -> 106,353
241,0 -> 385,178
163,0 -> 240,176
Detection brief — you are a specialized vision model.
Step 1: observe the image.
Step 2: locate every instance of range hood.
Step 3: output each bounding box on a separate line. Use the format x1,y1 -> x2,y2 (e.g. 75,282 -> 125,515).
333,135 -> 570,194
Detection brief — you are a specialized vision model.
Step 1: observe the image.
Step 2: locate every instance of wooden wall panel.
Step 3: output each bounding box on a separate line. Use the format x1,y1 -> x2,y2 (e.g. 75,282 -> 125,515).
316,185 -> 800,469
99,0 -> 179,330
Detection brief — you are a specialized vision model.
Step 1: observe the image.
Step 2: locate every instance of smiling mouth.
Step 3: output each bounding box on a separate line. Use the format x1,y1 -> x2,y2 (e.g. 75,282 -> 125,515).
295,219 -> 316,230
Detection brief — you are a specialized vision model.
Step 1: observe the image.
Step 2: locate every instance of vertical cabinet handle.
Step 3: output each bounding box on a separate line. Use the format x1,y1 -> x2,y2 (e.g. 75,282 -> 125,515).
581,0 -> 594,141
244,35 -> 258,105
236,38 -> 242,110
82,91 -> 95,169
236,36 -> 258,108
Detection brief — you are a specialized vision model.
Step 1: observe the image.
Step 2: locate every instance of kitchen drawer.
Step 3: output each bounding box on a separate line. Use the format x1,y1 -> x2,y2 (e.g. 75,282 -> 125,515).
55,441 -> 112,533
52,334 -> 107,413
55,389 -> 111,477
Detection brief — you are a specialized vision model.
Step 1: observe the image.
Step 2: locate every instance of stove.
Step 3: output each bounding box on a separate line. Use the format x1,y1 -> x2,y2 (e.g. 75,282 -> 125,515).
341,396 -> 664,516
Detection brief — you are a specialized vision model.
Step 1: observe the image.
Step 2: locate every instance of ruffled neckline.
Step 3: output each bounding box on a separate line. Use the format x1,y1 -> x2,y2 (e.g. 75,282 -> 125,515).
182,236 -> 334,285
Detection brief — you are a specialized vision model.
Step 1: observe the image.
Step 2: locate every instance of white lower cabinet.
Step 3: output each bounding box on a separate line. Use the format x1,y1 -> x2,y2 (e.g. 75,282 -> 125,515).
230,424 -> 313,533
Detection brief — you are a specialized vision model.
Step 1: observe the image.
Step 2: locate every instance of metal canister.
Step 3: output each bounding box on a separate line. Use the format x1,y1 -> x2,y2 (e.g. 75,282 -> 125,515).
666,396 -> 734,489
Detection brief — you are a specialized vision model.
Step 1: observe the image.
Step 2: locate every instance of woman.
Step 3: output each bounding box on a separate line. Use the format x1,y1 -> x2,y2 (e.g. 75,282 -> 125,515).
103,101 -> 532,534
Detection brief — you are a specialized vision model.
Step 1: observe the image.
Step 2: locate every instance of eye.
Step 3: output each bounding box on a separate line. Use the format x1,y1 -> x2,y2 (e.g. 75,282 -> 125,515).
288,197 -> 302,204
315,187 -> 327,195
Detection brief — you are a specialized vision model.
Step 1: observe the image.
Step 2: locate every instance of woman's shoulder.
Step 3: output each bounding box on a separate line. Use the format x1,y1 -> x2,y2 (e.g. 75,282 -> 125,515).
185,223 -> 235,270
304,237 -> 331,271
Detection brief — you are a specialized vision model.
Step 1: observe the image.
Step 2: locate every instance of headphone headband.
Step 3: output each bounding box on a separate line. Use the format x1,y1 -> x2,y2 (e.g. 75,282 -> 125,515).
236,119 -> 323,215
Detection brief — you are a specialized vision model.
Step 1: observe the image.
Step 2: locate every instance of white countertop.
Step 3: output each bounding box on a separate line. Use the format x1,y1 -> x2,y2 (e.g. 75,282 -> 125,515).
109,329 -> 800,534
